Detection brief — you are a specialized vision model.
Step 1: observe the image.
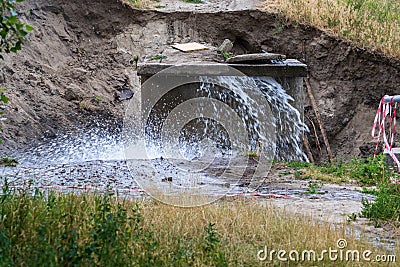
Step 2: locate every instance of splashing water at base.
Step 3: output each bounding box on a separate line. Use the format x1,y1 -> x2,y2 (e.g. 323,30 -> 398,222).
1,127 -> 139,195
13,128 -> 125,166
3,75 -> 307,198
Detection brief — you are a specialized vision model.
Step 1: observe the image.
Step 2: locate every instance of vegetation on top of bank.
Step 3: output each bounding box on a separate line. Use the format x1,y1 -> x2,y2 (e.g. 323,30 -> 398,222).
264,0 -> 400,58
124,0 -> 202,9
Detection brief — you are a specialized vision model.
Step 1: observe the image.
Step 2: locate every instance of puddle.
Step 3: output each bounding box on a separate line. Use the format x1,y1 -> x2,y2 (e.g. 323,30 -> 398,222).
1,132 -> 375,204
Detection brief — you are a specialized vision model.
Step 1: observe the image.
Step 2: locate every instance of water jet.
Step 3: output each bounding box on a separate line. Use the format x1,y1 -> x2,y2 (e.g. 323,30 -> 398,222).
137,47 -> 308,161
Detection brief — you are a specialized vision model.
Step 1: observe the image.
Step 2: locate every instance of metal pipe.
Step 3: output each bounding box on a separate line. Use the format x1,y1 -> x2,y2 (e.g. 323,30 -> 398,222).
384,95 -> 400,103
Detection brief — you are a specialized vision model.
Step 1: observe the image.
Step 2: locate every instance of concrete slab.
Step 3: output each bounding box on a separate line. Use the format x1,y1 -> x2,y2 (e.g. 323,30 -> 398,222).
139,45 -> 307,78
138,60 -> 307,78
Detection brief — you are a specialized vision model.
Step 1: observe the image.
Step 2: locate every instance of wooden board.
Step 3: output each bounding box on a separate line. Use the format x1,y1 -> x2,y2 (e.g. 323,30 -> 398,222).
227,53 -> 286,63
172,42 -> 209,52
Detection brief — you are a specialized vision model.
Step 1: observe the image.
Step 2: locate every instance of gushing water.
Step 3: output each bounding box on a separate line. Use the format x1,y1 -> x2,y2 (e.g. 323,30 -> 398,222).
143,76 -> 307,163
255,77 -> 308,161
200,76 -> 308,162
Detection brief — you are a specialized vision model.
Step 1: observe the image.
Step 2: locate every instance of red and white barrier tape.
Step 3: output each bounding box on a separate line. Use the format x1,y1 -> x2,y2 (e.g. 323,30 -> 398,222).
213,192 -> 294,199
372,95 -> 400,172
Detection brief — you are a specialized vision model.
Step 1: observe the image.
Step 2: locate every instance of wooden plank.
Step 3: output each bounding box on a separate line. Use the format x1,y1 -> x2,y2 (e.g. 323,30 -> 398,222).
172,42 -> 209,52
227,53 -> 286,63
305,78 -> 333,162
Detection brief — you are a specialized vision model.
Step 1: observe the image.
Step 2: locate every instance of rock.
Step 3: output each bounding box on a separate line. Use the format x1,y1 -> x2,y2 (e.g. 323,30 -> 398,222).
27,73 -> 39,81
218,39 -> 234,53
68,67 -> 88,79
43,80 -> 59,95
88,63 -> 96,70
261,45 -> 273,52
115,84 -> 134,101
64,85 -> 82,101
0,72 -> 5,83
359,142 -> 382,158
161,177 -> 173,183
29,80 -> 38,87
227,53 -> 286,63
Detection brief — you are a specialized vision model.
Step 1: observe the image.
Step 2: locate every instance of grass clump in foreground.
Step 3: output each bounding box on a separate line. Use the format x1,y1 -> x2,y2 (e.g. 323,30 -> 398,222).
264,0 -> 400,58
0,183 -> 393,266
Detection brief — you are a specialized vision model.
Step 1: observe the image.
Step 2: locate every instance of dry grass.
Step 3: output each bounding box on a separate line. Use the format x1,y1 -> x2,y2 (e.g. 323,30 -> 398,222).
263,0 -> 400,58
1,187 -> 396,266
304,166 -> 350,184
143,198 -> 397,266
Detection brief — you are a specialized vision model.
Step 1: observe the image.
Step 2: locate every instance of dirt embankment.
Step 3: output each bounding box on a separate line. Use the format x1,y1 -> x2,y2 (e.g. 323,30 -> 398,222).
0,0 -> 399,160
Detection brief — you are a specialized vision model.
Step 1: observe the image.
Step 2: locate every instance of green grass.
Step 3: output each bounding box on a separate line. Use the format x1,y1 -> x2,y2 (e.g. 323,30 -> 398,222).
94,96 -> 103,102
305,181 -> 324,194
217,50 -> 232,60
0,186 -> 187,266
124,0 -> 162,8
361,181 -> 400,227
0,156 -> 18,167
125,0 -> 146,8
286,161 -> 311,169
151,54 -> 167,60
287,155 -> 390,186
